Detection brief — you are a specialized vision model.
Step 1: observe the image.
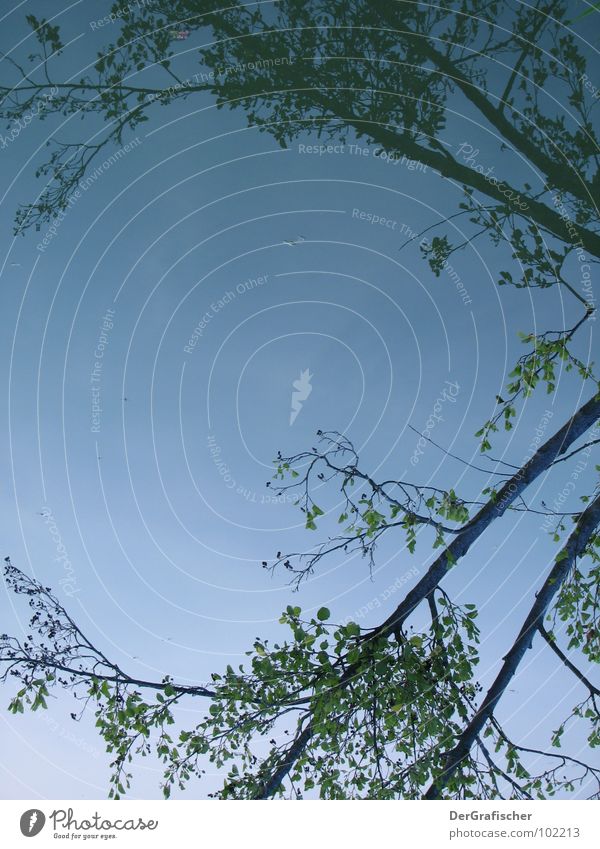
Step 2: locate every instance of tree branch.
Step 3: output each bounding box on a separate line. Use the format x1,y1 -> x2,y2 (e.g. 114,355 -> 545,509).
538,623 -> 600,698
370,392 -> 600,642
252,721 -> 313,799
424,488 -> 600,798
252,393 -> 600,797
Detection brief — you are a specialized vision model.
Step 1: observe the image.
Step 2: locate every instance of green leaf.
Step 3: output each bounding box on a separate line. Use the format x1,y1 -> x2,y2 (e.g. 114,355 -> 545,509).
555,549 -> 568,563
317,606 -> 330,621
345,621 -> 360,637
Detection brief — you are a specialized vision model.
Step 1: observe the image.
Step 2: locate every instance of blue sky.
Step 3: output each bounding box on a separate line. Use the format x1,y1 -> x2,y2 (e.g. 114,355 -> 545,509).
0,1 -> 598,798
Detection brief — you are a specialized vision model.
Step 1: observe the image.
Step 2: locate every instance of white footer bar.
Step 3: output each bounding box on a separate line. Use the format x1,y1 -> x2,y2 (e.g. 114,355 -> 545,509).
0,799 -> 596,847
